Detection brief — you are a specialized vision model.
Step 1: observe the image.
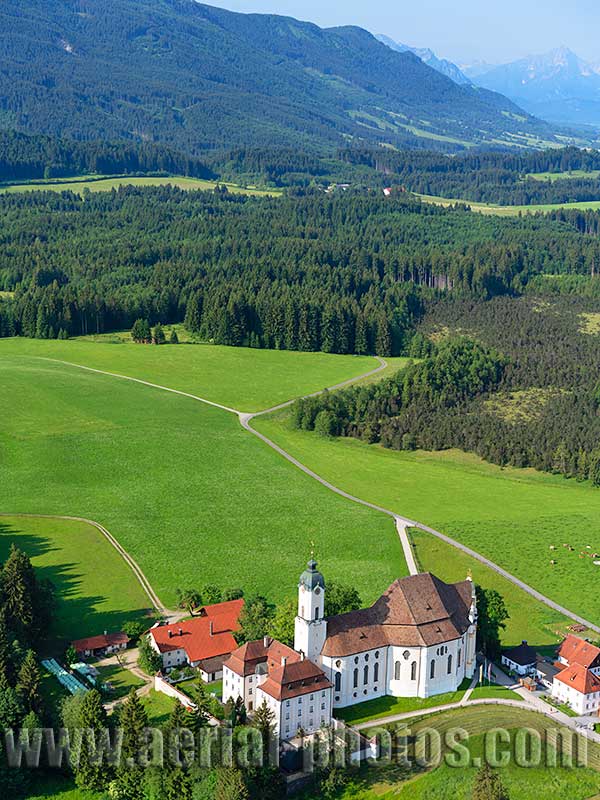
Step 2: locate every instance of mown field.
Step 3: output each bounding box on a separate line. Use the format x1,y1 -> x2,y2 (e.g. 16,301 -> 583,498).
306,705 -> 600,799
0,515 -> 150,646
416,192 -> 600,216
0,352 -> 403,609
0,337 -> 378,412
0,174 -> 279,196
255,410 -> 600,627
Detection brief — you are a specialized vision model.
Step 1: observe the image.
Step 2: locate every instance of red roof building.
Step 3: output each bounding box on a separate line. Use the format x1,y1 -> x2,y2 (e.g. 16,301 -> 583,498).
558,635 -> 600,672
72,632 -> 130,658
552,661 -> 600,716
149,598 -> 244,679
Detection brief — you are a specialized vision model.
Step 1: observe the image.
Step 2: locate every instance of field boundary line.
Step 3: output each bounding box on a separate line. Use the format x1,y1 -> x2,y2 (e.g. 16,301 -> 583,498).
27,354 -> 600,636
0,512 -> 169,615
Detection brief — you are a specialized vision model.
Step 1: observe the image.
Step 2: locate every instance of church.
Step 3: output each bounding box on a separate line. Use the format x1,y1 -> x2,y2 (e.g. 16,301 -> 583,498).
223,559 -> 477,740
295,559 -> 478,709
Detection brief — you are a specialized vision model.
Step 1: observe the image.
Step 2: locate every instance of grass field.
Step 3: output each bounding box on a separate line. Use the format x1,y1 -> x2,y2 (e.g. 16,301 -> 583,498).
255,410 -> 600,628
528,170 -> 600,181
416,192 -> 600,216
0,355 -> 404,609
0,337 -> 378,412
0,515 -> 150,647
410,528 -> 571,649
0,174 -> 280,197
334,679 -> 472,725
312,705 -> 600,799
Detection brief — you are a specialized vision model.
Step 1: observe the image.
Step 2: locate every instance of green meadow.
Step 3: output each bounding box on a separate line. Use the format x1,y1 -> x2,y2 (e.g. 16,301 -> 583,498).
410,528 -> 571,649
416,192 -> 600,215
255,411 -> 600,626
0,353 -> 403,609
0,337 -> 377,412
0,515 -> 150,646
0,174 -> 279,197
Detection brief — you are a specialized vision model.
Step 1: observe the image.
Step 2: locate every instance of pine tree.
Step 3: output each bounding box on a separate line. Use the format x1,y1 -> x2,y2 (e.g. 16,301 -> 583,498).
163,701 -> 190,769
17,650 -> 42,714
252,699 -> 275,756
115,689 -> 149,800
0,672 -> 23,729
2,545 -> 36,641
184,293 -> 202,333
169,327 -> 179,344
152,323 -> 166,345
75,689 -> 111,792
214,767 -> 249,800
0,610 -> 14,684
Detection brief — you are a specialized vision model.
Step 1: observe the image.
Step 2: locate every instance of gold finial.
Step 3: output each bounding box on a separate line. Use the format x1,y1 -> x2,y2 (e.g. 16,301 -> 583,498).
310,540 -> 315,560
467,568 -> 473,580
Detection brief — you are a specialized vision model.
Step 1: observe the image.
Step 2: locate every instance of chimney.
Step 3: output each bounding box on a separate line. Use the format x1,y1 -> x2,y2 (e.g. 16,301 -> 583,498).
301,651 -> 305,661
178,628 -> 183,636
522,640 -> 527,646
263,635 -> 270,648
281,657 -> 287,667
210,621 -> 214,637
168,630 -> 173,638
104,630 -> 107,636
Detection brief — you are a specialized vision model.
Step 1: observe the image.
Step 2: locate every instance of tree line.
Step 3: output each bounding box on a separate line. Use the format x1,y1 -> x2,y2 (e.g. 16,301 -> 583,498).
3,188 -> 600,353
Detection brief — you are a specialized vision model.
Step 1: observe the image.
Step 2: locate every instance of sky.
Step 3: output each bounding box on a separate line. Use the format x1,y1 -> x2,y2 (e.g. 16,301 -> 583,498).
213,0 -> 600,64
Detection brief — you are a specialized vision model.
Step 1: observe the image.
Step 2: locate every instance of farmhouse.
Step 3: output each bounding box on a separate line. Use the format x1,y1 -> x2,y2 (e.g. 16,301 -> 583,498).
149,598 -> 244,680
72,631 -> 129,659
557,635 -> 600,675
501,641 -> 537,676
552,662 -> 600,716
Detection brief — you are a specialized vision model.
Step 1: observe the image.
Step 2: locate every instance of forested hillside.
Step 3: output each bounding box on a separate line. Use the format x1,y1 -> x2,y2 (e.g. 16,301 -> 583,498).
0,130 -> 214,182
294,297 -> 600,484
0,0 -> 562,152
1,188 -> 600,351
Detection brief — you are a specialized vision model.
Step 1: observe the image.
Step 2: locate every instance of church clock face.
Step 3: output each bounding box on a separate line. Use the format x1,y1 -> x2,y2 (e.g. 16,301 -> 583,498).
315,587 -> 321,595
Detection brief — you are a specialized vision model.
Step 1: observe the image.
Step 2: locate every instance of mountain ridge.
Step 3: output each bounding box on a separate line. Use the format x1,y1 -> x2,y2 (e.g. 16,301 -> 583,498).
376,34 -> 472,86
0,0 -> 567,153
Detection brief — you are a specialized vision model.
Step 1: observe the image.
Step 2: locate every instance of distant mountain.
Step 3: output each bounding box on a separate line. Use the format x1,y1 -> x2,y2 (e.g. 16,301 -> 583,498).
471,47 -> 600,127
0,0 -> 564,153
376,35 -> 471,86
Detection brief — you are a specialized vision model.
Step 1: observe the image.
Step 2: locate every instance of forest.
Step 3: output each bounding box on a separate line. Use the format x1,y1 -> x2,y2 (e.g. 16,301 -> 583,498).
292,296 -> 600,485
340,146 -> 600,205
0,130 -> 214,183
2,187 -> 600,353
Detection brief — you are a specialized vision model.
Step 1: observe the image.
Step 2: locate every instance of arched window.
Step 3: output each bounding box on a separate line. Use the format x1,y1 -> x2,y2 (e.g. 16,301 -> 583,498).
334,672 -> 341,692
353,668 -> 358,688
374,662 -> 379,683
458,649 -> 462,668
430,660 -> 436,679
314,607 -> 319,620
394,661 -> 401,681
363,665 -> 369,685
411,661 -> 417,681
447,654 -> 453,674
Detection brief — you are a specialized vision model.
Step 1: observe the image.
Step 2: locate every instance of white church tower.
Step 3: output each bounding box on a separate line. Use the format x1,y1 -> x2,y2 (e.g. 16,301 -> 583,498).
465,573 -> 478,678
294,558 -> 327,663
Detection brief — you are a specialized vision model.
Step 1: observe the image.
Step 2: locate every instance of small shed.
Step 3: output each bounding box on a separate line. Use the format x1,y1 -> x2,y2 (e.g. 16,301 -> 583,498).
501,640 -> 537,676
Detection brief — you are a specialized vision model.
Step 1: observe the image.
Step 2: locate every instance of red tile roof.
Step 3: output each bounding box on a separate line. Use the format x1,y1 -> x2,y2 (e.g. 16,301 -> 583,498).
258,659 -> 332,701
224,636 -> 300,677
72,632 -> 129,652
150,599 -> 243,664
555,662 -> 600,696
558,635 -> 600,670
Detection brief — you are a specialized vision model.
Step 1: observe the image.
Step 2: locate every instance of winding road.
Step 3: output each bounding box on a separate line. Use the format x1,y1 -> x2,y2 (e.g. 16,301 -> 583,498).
13,354 -> 600,637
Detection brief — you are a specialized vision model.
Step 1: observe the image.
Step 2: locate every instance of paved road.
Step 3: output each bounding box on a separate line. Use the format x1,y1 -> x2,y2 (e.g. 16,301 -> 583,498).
26,355 -> 600,638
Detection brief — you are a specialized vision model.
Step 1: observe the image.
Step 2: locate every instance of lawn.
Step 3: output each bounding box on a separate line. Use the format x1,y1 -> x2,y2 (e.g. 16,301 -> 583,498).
416,192 -> 600,216
0,357 -> 404,609
0,515 -> 150,649
27,774 -> 104,800
0,174 -> 280,197
143,689 -> 179,726
95,658 -> 145,700
410,528 -> 571,649
177,677 -> 223,700
255,410 -> 600,627
308,705 -> 600,799
527,169 -> 600,181
468,685 -> 522,701
0,337 -> 379,412
334,679 -> 471,725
